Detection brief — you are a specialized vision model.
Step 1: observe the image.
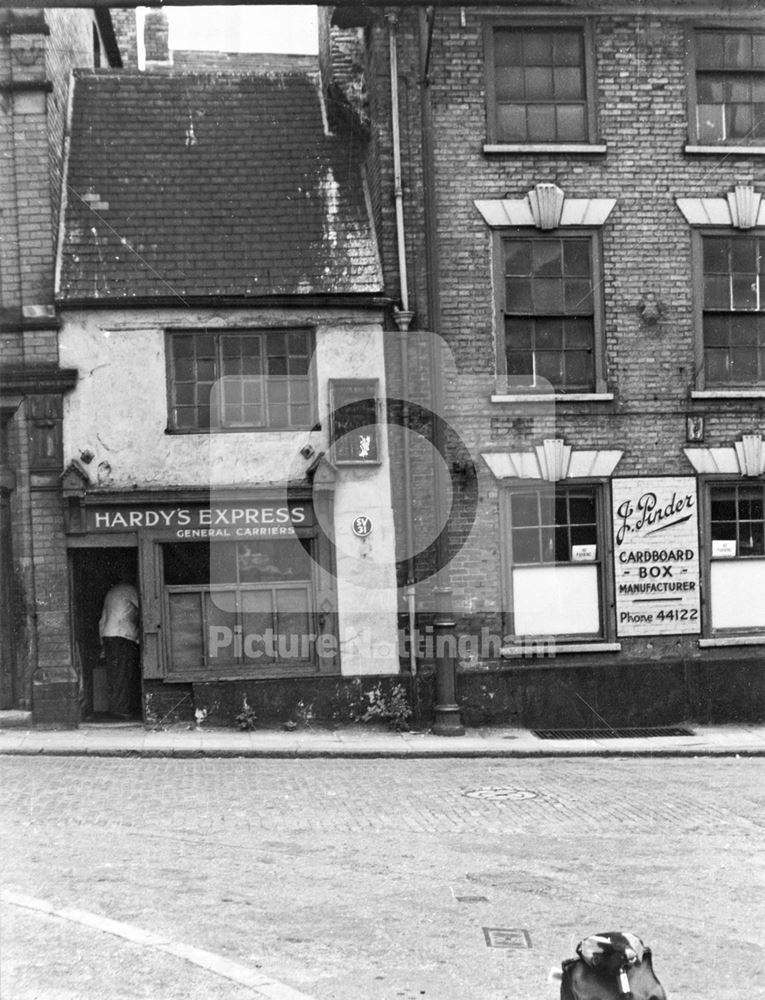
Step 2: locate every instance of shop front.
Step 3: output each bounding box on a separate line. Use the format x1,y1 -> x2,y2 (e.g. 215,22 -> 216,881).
65,491 -> 349,721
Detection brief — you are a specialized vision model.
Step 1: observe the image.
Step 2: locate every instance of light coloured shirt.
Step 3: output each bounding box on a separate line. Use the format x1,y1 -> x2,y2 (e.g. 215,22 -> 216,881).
99,583 -> 140,644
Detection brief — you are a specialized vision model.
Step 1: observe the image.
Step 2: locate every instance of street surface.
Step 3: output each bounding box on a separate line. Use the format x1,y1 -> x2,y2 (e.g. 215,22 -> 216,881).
1,755 -> 763,999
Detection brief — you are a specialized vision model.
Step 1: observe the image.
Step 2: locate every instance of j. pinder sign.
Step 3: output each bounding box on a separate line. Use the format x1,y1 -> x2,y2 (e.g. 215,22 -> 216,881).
85,503 -> 308,538
612,477 -> 701,637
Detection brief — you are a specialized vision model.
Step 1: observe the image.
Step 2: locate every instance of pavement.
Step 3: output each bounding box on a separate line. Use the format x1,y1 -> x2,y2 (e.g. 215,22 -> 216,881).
1,715 -> 764,756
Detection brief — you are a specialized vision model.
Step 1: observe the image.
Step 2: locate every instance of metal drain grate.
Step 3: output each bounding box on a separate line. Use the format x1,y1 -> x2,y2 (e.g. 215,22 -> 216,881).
532,726 -> 695,740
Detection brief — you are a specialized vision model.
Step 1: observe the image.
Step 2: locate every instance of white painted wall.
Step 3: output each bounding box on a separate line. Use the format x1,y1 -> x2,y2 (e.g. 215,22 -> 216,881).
60,307 -> 400,675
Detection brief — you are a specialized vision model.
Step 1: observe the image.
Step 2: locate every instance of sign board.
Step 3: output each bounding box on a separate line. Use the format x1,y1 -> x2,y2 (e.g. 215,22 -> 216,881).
612,477 -> 701,636
84,503 -> 310,539
329,379 -> 380,464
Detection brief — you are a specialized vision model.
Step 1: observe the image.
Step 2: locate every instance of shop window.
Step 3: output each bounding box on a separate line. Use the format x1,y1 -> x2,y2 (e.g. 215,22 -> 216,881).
504,486 -> 603,637
701,234 -> 765,385
708,483 -> 765,630
485,24 -> 595,144
500,234 -> 600,392
166,329 -> 315,432
163,539 -> 315,671
690,29 -> 765,145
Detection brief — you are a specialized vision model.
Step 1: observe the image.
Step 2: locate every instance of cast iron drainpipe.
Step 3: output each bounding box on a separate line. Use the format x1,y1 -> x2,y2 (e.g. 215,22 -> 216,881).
419,5 -> 464,736
386,10 -> 418,677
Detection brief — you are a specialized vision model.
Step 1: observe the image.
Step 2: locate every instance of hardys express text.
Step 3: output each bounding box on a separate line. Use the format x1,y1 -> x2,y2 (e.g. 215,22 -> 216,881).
89,505 -> 307,537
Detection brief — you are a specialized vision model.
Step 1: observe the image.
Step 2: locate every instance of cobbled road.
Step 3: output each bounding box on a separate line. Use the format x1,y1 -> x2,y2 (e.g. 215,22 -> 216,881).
1,755 -> 763,1000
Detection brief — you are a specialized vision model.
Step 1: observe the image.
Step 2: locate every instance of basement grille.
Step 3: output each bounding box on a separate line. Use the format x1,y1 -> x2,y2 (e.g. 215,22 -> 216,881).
531,726 -> 695,740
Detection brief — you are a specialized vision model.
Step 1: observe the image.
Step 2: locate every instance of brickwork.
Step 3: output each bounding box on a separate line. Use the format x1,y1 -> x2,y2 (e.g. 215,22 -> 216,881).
110,10 -> 137,68
45,9 -> 97,224
0,8 -> 114,722
337,1 -> 765,686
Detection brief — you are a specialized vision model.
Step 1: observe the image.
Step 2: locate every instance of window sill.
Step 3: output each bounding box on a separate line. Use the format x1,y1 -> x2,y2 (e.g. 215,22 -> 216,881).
698,635 -> 765,648
501,641 -> 621,658
685,144 -> 765,156
691,389 -> 765,399
491,392 -> 614,404
484,143 -> 607,155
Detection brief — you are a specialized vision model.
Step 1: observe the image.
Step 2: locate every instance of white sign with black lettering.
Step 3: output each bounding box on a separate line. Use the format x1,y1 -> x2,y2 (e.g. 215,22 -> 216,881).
612,477 -> 701,636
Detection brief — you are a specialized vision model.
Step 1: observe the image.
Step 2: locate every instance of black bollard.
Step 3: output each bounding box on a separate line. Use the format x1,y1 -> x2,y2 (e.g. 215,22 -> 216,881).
431,587 -> 465,736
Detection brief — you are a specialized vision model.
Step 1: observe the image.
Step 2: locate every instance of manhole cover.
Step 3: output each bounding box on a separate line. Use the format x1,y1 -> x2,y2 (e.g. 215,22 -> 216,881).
466,871 -> 558,894
464,787 -> 538,800
483,928 -> 532,949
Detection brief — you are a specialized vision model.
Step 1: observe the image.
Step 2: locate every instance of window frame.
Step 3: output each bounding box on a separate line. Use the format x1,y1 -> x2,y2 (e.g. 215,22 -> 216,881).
692,228 -> 765,390
483,18 -> 599,147
701,477 -> 765,636
165,327 -> 317,434
686,24 -> 765,148
160,535 -> 325,679
499,480 -> 613,642
493,227 -> 607,394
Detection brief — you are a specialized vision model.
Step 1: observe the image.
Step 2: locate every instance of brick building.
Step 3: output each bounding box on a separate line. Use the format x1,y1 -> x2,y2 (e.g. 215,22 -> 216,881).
0,7 -> 121,723
319,0 -> 765,726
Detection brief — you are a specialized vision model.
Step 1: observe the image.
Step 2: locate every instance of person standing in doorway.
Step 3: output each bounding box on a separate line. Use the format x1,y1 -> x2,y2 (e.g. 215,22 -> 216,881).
99,580 -> 140,719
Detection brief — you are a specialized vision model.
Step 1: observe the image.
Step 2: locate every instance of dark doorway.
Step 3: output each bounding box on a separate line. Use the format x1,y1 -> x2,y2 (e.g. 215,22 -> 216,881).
70,548 -> 140,721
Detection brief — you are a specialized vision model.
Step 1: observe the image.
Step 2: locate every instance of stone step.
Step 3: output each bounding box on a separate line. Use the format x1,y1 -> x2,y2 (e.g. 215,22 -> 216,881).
0,710 -> 33,729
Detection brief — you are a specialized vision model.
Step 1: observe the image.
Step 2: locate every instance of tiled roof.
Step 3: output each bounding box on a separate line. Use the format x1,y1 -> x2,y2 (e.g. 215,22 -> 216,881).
58,71 -> 382,302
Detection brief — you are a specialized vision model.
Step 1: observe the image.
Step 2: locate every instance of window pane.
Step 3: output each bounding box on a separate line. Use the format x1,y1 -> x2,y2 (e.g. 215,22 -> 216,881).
732,276 -> 758,310
704,274 -> 730,309
505,278 -> 533,312
168,593 -> 204,668
555,104 -> 586,141
534,279 -> 564,312
506,350 -> 533,377
495,66 -> 526,100
565,318 -> 593,348
564,279 -> 593,313
506,317 -> 533,348
569,494 -> 596,523
512,526 -> 541,563
724,32 -> 752,70
532,240 -> 562,277
535,350 -> 563,385
524,32 -> 553,65
554,31 -> 582,67
697,77 -> 724,103
535,318 -> 562,348
497,104 -> 527,141
697,104 -> 725,141
504,240 -> 532,275
527,105 -> 556,141
727,103 -> 753,138
525,67 -> 554,100
697,32 -> 724,70
553,66 -> 584,99
240,590 -> 274,660
494,30 -> 522,66
512,493 -> 540,526
564,351 -> 592,387
276,588 -> 311,641
563,240 -> 591,277
704,237 -> 730,273
705,348 -> 730,383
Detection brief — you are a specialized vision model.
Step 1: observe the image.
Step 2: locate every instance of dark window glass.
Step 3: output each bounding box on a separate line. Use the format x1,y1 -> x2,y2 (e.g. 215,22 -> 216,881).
168,330 -> 314,430
492,27 -> 588,142
504,236 -> 595,390
702,236 -> 765,385
694,30 -> 765,144
711,485 -> 765,557
510,489 -> 598,564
